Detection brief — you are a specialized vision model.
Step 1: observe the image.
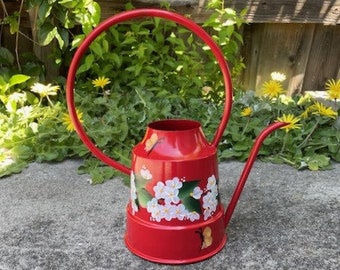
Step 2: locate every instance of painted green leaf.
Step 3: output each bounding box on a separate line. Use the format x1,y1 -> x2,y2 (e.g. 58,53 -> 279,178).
178,180 -> 200,200
137,188 -> 152,208
182,196 -> 201,214
134,172 -> 151,189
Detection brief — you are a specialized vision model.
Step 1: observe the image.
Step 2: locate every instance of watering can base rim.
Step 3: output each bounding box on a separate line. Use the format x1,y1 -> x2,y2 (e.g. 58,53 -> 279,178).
124,234 -> 227,265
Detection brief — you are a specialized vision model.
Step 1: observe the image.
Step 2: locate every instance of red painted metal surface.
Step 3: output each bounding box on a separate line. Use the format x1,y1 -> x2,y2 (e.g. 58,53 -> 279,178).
66,9 -> 288,264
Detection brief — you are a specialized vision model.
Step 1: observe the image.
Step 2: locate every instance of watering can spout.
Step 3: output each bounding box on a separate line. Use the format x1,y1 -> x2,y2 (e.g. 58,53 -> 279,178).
223,121 -> 288,228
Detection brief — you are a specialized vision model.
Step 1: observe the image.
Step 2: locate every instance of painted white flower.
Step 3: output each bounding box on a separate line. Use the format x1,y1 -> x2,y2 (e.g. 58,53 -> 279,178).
203,191 -> 217,211
163,186 -> 180,205
187,211 -> 200,222
131,201 -> 138,215
173,204 -> 189,221
140,166 -> 152,180
150,204 -> 163,222
130,172 -> 137,200
153,182 -> 166,199
161,204 -> 177,221
207,175 -> 217,190
192,186 -> 203,199
210,184 -> 218,197
165,177 -> 182,190
203,209 -> 213,221
202,191 -> 218,220
146,198 -> 159,214
130,172 -> 138,214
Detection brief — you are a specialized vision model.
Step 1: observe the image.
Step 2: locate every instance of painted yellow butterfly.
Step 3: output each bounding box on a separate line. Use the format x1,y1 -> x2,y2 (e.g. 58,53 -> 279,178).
196,226 -> 213,249
144,133 -> 162,154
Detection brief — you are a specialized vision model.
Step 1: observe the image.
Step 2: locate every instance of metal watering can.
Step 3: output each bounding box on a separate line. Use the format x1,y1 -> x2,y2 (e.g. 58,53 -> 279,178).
66,9 -> 287,264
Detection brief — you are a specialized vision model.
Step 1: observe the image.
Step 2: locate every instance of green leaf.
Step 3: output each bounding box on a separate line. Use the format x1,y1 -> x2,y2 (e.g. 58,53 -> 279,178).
90,42 -> 103,58
0,47 -> 14,65
87,1 -> 101,25
178,180 -> 200,200
72,34 -> 85,49
182,196 -> 202,214
0,160 -> 28,178
11,145 -> 34,161
37,1 -> 53,24
7,13 -> 19,34
38,23 -> 58,46
137,188 -> 153,208
305,154 -> 330,171
9,74 -> 31,88
77,54 -> 94,74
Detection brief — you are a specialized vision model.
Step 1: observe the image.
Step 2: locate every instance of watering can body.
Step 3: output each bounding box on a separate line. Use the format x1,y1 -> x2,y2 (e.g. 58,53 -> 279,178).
126,119 -> 226,263
66,9 -> 287,264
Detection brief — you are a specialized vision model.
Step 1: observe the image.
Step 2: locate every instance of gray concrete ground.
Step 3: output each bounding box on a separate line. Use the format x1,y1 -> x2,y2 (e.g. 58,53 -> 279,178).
0,160 -> 339,270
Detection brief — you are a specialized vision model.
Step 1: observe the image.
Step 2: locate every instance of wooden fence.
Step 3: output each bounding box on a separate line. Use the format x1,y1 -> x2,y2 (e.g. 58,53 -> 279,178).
1,0 -> 340,94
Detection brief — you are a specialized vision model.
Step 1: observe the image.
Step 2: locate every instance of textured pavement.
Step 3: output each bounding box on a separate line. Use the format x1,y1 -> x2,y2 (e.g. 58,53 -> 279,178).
0,160 -> 339,270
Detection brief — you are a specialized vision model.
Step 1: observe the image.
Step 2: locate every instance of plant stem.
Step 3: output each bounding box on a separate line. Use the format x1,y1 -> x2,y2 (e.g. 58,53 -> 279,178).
280,131 -> 288,154
14,0 -> 25,71
297,118 -> 320,148
46,96 -> 54,107
241,118 -> 250,136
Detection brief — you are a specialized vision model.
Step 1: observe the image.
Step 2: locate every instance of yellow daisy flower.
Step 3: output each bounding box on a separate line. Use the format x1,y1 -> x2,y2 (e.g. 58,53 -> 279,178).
276,114 -> 302,133
325,79 -> 340,100
92,76 -> 111,89
62,109 -> 83,132
240,107 -> 252,117
300,107 -> 311,119
261,80 -> 284,99
310,101 -> 337,119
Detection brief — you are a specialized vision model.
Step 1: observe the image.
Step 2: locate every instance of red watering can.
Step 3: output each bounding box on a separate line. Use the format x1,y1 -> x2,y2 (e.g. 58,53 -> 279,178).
66,9 -> 287,264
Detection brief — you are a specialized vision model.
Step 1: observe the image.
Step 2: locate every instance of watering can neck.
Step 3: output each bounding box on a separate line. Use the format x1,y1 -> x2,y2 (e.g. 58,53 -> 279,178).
134,119 -> 216,160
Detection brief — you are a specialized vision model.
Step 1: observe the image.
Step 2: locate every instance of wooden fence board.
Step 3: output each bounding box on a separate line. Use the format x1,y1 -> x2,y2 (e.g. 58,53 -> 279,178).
241,24 -> 264,92
227,0 -> 340,25
97,0 -> 340,24
303,24 -> 340,90
242,23 -> 316,95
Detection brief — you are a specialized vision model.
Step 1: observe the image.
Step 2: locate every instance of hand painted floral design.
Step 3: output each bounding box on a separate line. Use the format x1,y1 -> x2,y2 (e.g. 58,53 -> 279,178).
130,171 -> 138,214
130,165 -> 219,223
202,175 -> 219,220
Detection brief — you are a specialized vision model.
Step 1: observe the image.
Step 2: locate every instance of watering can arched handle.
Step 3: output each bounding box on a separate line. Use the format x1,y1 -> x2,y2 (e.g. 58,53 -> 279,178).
66,9 -> 233,175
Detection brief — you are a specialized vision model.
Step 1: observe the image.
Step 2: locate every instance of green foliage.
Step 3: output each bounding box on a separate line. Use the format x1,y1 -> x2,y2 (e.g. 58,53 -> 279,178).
26,0 -> 101,48
1,1 -> 339,184
221,90 -> 340,170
